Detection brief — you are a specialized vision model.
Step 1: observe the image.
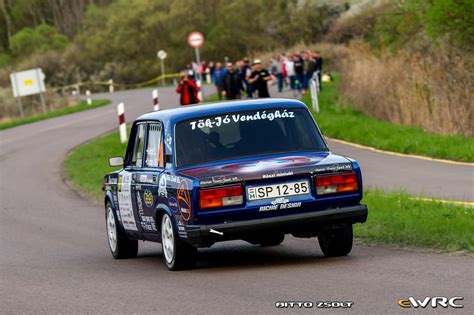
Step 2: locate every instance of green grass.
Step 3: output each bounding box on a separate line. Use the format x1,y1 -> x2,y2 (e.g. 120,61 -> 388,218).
64,130 -> 474,252
0,99 -> 110,130
64,130 -> 126,200
304,75 -> 474,162
358,190 -> 473,252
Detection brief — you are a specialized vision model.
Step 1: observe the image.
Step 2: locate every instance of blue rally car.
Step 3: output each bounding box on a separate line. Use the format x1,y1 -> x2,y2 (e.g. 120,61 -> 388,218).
103,99 -> 368,270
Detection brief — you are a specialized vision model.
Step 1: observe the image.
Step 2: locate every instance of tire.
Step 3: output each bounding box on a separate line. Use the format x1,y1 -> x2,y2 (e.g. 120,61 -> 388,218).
161,213 -> 197,271
105,202 -> 138,259
318,224 -> 353,257
247,234 -> 285,247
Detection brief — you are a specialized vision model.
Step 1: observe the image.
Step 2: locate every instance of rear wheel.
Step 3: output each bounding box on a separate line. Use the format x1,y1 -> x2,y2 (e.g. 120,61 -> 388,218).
161,213 -> 197,271
318,224 -> 353,257
105,203 -> 138,259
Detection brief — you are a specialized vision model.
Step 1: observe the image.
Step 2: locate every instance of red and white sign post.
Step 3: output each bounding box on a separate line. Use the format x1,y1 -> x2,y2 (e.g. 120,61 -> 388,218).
188,32 -> 205,101
117,102 -> 127,143
152,89 -> 159,111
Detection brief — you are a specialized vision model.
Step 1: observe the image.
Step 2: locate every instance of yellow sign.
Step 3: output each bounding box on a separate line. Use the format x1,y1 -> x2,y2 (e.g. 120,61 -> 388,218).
23,79 -> 34,86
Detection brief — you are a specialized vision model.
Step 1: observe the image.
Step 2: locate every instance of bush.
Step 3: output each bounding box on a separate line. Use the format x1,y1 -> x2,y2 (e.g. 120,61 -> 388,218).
336,41 -> 473,136
10,24 -> 69,58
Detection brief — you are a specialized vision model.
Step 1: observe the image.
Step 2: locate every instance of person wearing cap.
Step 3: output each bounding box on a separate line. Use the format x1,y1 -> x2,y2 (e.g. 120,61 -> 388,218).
248,59 -> 274,98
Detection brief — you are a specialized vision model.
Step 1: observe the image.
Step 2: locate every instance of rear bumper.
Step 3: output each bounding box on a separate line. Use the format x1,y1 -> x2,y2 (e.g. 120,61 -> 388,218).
185,204 -> 367,245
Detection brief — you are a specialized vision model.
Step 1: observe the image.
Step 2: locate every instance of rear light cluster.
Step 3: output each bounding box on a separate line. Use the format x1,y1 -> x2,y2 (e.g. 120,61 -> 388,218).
315,172 -> 358,195
199,185 -> 243,209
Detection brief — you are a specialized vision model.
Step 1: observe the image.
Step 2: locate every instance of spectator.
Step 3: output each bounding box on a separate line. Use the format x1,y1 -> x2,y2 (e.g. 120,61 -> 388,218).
285,55 -> 296,91
185,63 -> 195,80
303,51 -> 316,94
212,62 -> 226,100
201,61 -> 208,83
293,53 -> 304,93
248,59 -> 274,98
220,62 -> 243,99
242,57 -> 253,98
281,53 -> 288,89
314,51 -> 323,89
176,71 -> 200,105
209,61 -> 215,82
271,54 -> 284,93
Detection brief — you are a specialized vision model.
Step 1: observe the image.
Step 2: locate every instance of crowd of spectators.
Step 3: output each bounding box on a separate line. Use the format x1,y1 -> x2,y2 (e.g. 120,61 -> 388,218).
176,50 -> 323,105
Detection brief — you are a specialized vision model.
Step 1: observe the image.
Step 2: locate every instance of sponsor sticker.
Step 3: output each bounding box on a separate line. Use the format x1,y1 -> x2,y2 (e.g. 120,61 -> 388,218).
177,180 -> 192,221
189,110 -> 295,130
168,197 -> 178,212
199,176 -> 241,187
144,189 -> 154,208
117,171 -> 138,231
158,175 -> 167,197
314,163 -> 352,173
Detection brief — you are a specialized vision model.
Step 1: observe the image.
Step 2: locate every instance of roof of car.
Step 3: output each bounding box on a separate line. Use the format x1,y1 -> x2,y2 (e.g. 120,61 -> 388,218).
136,98 -> 307,123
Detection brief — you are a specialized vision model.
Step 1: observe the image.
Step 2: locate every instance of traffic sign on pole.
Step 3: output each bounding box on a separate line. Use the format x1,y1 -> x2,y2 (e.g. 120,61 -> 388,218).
157,50 -> 167,60
157,50 -> 167,86
188,32 -> 205,101
188,32 -> 204,48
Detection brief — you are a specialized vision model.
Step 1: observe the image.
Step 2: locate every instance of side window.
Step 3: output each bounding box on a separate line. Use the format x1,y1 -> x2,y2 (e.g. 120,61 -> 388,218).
145,123 -> 164,168
131,124 -> 146,167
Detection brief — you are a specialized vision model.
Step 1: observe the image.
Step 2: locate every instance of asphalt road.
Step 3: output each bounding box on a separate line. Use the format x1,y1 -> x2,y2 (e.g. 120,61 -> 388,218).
1,85 -> 473,314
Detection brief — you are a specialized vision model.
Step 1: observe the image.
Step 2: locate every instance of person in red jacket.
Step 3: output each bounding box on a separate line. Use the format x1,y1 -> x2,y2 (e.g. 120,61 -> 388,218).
176,71 -> 200,105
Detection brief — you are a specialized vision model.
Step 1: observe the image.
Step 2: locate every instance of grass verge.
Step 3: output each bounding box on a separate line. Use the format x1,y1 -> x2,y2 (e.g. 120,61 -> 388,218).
303,75 -> 474,162
0,99 -> 110,130
64,130 -> 474,253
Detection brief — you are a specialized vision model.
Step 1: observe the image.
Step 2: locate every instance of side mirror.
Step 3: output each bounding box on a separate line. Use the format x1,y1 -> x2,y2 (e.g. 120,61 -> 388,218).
109,156 -> 124,167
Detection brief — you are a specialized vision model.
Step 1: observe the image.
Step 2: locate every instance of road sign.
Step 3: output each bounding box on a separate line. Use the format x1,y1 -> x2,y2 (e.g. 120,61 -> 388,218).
157,50 -> 167,60
10,68 -> 45,97
188,32 -> 204,48
10,68 -> 47,117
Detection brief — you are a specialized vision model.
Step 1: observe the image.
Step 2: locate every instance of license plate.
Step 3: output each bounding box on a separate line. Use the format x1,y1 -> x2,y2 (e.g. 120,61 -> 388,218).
247,180 -> 310,201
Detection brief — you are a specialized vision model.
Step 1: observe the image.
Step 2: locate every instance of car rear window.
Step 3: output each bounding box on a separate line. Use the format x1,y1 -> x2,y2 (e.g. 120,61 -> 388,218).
175,107 -> 327,168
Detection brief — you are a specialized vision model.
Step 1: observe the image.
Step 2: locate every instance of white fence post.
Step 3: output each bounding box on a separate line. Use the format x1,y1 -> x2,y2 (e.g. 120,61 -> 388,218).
197,79 -> 202,102
109,79 -> 114,93
310,75 -> 320,113
205,67 -> 211,84
152,89 -> 160,111
117,102 -> 127,143
86,90 -> 92,105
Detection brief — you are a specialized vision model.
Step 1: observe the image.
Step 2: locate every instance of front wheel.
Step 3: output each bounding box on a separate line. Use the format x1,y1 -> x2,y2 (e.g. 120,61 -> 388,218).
161,213 -> 197,271
105,203 -> 138,259
318,224 -> 353,257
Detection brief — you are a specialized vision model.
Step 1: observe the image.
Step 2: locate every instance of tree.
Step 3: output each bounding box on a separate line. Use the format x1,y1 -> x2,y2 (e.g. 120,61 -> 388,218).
10,23 -> 69,57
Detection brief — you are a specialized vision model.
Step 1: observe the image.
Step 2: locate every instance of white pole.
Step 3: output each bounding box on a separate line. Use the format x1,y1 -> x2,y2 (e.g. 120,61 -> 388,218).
152,89 -> 159,111
109,79 -> 114,93
12,73 -> 24,118
310,79 -> 319,113
196,79 -> 202,102
315,70 -> 321,92
86,90 -> 92,105
117,102 -> 127,143
205,67 -> 211,84
160,59 -> 165,86
194,47 -> 204,99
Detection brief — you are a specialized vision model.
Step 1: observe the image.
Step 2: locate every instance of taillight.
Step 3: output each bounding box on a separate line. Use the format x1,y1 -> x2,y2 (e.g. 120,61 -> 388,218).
199,185 -> 243,209
315,172 -> 358,195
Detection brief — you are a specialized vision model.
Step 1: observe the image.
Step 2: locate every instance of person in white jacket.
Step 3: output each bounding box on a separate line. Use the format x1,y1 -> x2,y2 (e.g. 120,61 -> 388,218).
285,55 -> 296,91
